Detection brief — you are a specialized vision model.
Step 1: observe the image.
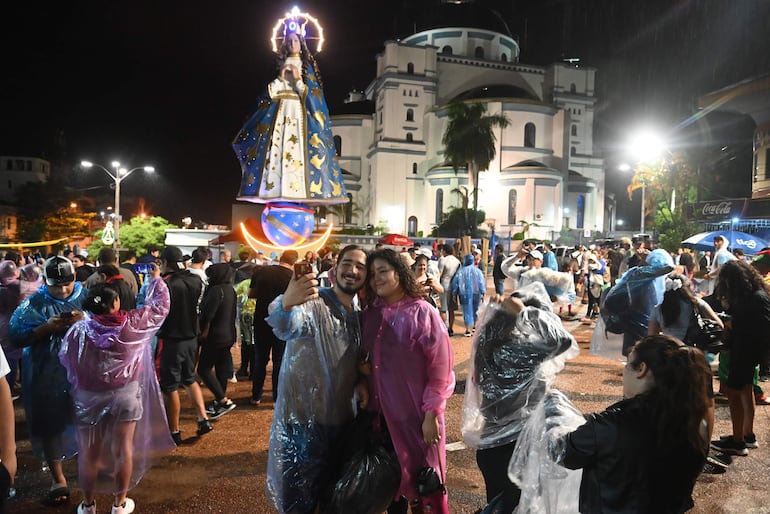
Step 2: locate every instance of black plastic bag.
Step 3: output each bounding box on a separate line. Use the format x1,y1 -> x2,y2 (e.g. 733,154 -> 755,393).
323,412 -> 401,514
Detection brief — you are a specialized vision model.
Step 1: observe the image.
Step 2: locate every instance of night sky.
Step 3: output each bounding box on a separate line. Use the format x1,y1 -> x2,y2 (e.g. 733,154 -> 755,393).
2,0 -> 769,227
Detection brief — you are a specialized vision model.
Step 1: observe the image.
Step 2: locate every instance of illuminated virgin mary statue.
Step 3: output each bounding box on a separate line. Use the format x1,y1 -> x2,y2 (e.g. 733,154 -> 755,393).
232,8 -> 347,212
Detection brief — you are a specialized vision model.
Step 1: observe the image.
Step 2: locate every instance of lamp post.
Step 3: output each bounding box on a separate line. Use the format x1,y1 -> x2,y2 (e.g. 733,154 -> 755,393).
80,160 -> 155,249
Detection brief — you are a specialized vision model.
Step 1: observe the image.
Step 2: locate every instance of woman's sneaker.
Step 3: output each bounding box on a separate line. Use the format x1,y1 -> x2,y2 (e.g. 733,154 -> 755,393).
78,501 -> 97,514
111,498 -> 135,514
710,438 -> 748,456
196,419 -> 213,436
720,433 -> 758,449
209,400 -> 237,420
706,453 -> 731,469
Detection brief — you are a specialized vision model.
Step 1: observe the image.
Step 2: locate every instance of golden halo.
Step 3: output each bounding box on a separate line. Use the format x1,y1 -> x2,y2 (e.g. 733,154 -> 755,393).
270,6 -> 325,53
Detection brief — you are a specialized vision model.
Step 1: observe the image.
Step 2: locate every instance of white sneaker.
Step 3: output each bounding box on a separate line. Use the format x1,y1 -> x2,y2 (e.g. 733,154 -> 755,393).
112,498 -> 135,514
77,502 -> 97,514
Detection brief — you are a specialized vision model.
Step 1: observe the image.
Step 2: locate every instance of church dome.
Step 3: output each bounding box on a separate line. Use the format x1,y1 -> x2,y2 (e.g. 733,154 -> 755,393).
394,0 -> 512,38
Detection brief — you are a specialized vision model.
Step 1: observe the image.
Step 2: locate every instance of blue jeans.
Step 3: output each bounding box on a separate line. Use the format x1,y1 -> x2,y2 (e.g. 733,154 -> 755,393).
494,278 -> 505,295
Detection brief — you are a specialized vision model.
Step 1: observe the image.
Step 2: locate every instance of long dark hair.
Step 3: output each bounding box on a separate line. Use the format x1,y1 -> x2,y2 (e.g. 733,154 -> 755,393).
277,31 -> 325,91
629,335 -> 711,454
365,249 -> 422,300
717,259 -> 770,309
659,272 -> 698,326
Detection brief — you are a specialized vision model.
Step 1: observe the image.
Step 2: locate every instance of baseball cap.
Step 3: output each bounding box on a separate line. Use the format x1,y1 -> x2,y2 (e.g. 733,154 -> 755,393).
44,256 -> 75,286
161,246 -> 184,263
528,250 -> 543,261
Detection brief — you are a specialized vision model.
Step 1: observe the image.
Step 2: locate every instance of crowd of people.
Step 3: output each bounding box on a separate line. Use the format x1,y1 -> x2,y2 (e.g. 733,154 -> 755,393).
0,232 -> 765,513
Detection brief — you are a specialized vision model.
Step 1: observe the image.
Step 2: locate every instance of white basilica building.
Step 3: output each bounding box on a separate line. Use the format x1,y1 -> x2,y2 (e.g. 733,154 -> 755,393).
330,25 -> 606,241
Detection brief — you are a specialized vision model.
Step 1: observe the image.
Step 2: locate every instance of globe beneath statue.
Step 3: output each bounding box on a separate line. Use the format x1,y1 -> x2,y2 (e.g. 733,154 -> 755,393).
261,202 -> 315,247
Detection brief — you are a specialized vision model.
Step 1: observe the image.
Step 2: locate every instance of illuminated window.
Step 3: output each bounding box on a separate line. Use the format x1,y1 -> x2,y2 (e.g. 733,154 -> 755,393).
412,163 -> 418,175
441,45 -> 452,55
407,62 -> 414,74
408,216 -> 417,237
333,135 -> 342,156
406,108 -> 414,122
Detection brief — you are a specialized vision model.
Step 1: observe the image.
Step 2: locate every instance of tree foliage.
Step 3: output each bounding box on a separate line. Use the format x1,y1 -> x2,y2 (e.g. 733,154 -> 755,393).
431,207 -> 487,238
16,208 -> 96,243
87,215 -> 177,256
442,101 -> 510,235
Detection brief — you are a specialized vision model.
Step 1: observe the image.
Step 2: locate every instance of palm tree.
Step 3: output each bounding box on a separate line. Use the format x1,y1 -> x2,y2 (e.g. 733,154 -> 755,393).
451,185 -> 470,234
442,101 -> 510,235
326,199 -> 363,227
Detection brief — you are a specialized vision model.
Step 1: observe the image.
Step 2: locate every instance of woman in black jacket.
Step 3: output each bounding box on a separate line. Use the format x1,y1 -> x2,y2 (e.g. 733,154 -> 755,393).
198,263 -> 238,419
560,335 -> 711,513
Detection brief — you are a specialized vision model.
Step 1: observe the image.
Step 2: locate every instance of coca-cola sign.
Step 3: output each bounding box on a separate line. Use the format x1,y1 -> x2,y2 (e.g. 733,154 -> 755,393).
691,199 -> 747,220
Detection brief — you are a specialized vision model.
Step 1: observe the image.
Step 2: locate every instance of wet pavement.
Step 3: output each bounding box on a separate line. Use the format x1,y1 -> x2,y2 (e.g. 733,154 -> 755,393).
6,297 -> 770,513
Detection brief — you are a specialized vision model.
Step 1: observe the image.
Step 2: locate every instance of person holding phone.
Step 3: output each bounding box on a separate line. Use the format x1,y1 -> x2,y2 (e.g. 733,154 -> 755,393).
60,263 -> 175,514
9,256 -> 86,506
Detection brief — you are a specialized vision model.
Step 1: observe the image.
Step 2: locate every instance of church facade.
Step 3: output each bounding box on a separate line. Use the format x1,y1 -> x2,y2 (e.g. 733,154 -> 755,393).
331,26 -> 606,241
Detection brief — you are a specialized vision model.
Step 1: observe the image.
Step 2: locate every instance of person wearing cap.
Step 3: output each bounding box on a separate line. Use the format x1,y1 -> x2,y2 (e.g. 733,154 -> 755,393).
156,246 -> 212,445
705,235 -> 736,294
9,256 -> 86,505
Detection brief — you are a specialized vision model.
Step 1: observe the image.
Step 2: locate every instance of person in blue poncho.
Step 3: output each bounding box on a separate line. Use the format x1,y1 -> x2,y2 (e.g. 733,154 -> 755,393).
232,30 -> 347,207
9,256 -> 87,506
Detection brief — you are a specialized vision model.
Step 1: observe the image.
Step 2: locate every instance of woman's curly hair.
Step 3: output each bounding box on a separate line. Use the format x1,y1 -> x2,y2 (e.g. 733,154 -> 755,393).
365,249 -> 422,301
716,259 -> 770,308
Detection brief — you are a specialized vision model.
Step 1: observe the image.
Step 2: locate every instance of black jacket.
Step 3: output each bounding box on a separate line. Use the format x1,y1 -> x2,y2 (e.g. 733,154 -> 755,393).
199,263 -> 237,348
158,270 -> 203,340
562,396 -> 705,513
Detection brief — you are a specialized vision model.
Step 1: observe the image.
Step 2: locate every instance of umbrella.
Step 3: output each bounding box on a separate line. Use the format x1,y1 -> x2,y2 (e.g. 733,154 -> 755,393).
681,230 -> 769,255
378,233 -> 414,247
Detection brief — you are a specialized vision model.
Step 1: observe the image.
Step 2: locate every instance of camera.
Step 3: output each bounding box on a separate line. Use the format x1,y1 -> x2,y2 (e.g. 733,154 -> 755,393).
294,261 -> 313,279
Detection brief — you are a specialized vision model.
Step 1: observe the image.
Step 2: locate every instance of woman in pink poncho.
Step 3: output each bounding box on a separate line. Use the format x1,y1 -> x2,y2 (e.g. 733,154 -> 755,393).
362,249 -> 455,513
59,264 -> 176,514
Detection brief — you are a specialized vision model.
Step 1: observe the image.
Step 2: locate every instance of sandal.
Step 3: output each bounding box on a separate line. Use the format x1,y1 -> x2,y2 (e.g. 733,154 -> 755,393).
46,483 -> 70,506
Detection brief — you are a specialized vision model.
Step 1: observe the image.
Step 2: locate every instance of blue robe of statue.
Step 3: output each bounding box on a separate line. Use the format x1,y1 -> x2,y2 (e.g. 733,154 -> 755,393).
233,58 -> 347,206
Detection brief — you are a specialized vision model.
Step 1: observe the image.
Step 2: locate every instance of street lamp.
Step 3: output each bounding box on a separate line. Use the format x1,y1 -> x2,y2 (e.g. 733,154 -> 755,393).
80,160 -> 155,249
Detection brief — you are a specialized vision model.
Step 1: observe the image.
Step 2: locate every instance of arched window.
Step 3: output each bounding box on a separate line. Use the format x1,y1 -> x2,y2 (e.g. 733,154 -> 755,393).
570,124 -> 577,137
412,163 -> 418,175
407,62 -> 414,74
333,135 -> 342,156
435,189 -> 444,224
508,190 -> 517,224
500,53 -> 507,62
406,133 -> 413,142
441,45 -> 453,55
406,108 -> 414,122
408,216 -> 418,237
570,146 -> 577,156
576,195 -> 585,229
570,83 -> 577,94
524,123 -> 536,148
475,46 -> 484,59
345,193 -> 353,224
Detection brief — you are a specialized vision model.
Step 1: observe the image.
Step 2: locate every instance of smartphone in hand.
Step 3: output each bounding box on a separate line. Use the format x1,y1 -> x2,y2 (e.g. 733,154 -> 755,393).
294,262 -> 313,279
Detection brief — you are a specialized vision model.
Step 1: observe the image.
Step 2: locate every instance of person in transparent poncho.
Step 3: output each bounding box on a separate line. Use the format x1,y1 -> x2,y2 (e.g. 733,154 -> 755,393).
265,245 -> 369,514
461,282 -> 583,513
59,265 -> 176,514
